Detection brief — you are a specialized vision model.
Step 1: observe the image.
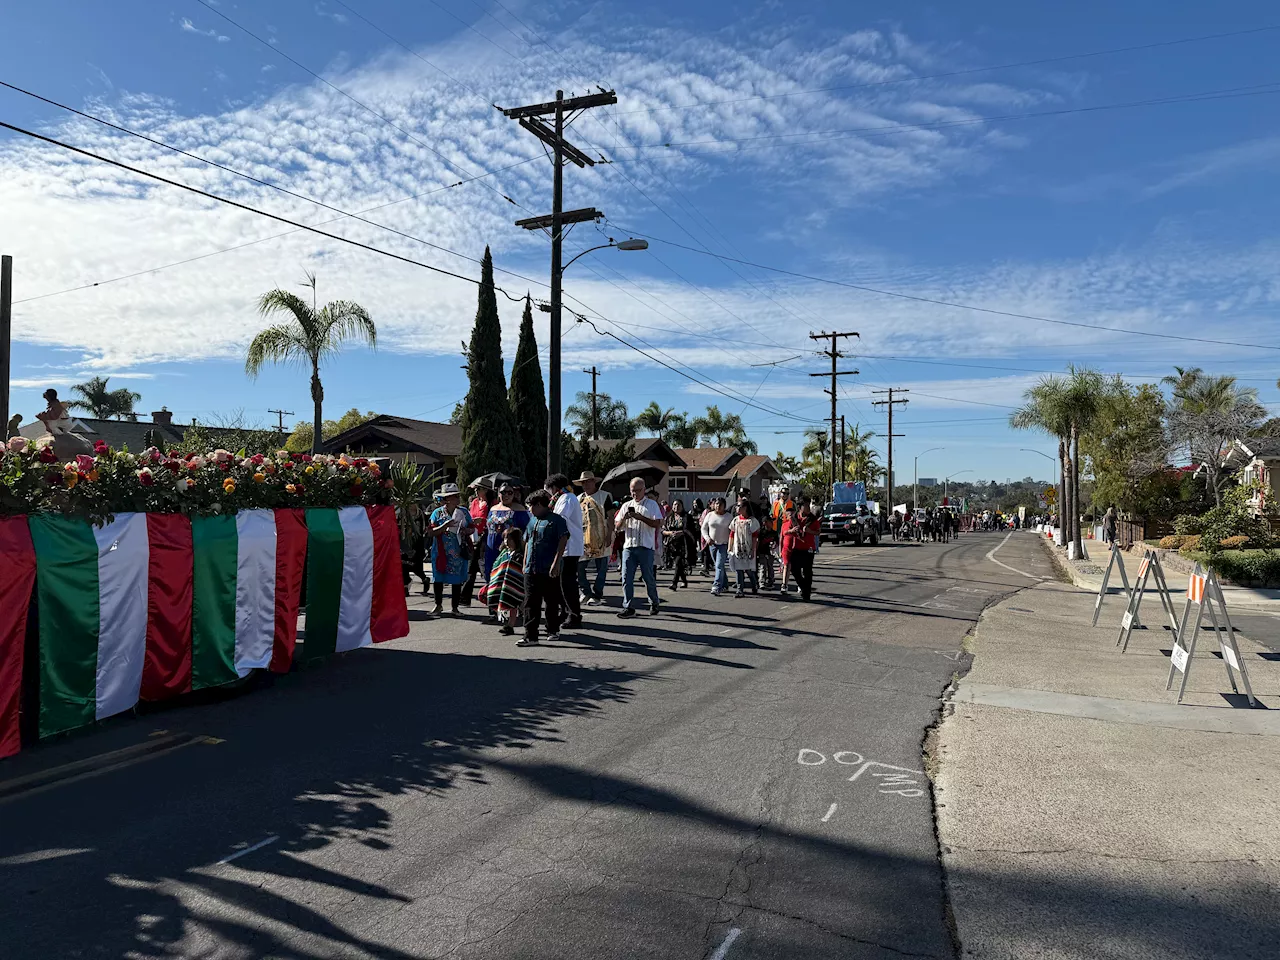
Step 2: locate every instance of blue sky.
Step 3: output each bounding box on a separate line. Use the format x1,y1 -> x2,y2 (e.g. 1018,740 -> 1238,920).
3,0 -> 1278,484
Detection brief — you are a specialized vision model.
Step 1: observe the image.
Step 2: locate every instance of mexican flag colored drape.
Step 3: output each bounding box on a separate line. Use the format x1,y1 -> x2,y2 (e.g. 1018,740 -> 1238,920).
0,504 -> 407,751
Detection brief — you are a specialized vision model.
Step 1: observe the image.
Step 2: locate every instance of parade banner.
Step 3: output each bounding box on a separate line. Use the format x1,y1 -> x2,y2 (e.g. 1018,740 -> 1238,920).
0,518 -> 35,759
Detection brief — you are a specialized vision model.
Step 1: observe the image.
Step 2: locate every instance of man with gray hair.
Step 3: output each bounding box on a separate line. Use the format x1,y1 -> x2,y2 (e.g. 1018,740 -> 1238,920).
615,476 -> 663,619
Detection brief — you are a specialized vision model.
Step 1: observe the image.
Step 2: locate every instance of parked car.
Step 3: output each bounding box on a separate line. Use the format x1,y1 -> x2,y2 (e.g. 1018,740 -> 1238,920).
819,502 -> 879,545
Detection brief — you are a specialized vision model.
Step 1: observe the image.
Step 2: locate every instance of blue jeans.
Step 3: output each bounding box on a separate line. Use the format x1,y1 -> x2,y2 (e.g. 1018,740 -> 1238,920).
710,543 -> 729,592
622,546 -> 660,610
578,556 -> 609,599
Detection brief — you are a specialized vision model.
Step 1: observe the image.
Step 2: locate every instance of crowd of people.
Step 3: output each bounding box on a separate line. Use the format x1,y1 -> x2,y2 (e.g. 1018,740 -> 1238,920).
397,473 -> 824,647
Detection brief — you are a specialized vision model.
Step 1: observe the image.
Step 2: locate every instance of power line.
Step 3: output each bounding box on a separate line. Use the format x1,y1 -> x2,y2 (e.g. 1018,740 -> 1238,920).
604,221 -> 1280,352
610,24 -> 1280,119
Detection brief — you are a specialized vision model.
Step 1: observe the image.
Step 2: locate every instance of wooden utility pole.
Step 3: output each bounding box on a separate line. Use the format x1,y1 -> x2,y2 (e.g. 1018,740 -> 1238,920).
872,388 -> 909,511
583,365 -> 600,440
809,330 -> 859,494
267,408 -> 294,437
501,88 -> 617,476
0,256 -> 10,436
840,415 -> 846,482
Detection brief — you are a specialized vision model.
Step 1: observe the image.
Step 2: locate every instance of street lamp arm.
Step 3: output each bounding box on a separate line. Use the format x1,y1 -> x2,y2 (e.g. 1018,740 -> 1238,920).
561,243 -> 616,274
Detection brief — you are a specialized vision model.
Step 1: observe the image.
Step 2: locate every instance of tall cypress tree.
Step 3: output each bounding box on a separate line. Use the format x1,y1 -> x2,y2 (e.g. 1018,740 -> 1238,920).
507,295 -> 548,488
455,247 -> 522,484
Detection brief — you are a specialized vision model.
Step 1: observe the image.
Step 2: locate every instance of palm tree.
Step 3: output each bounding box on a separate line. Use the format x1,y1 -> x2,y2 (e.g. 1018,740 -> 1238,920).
564,391 -> 634,440
843,424 -> 881,484
245,272 -> 376,454
801,427 -> 829,469
1011,375 -> 1072,547
67,376 -> 142,420
1060,366 -> 1107,556
635,402 -> 681,440
1165,369 -> 1266,505
692,405 -> 748,447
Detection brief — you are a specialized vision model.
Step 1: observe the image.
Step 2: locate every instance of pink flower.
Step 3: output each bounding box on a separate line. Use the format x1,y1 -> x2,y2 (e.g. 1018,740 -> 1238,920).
136,467 -> 155,487
213,449 -> 233,464
6,437 -> 28,453
93,440 -> 109,454
75,454 -> 96,474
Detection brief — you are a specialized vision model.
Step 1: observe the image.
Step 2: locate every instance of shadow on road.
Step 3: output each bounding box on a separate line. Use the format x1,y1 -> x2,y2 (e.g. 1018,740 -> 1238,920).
0,648 -> 638,959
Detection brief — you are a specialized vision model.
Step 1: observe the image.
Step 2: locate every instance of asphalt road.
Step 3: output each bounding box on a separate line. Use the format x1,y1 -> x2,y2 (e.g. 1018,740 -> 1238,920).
0,530 -> 1056,960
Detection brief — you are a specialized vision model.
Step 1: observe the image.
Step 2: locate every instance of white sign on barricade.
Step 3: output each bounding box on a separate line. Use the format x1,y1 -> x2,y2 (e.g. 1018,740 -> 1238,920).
1092,540 -> 1137,628
1116,550 -> 1181,653
1165,564 -> 1257,707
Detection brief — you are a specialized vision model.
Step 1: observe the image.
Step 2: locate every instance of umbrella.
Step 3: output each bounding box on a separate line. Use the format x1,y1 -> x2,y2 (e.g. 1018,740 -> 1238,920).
602,460 -> 666,489
469,471 -> 522,490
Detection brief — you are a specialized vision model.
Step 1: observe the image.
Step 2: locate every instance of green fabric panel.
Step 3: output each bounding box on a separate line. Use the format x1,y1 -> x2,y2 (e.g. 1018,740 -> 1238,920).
28,515 -> 100,737
303,508 -> 344,659
191,514 -> 239,689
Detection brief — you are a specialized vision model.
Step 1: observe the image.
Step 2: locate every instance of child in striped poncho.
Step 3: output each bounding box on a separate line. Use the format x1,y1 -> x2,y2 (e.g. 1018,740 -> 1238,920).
480,527 -> 526,636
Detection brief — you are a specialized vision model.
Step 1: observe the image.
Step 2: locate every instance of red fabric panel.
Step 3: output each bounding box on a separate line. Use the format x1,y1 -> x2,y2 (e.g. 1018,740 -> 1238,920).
270,509 -> 308,673
366,505 -> 409,643
0,518 -> 35,759
141,514 -> 193,701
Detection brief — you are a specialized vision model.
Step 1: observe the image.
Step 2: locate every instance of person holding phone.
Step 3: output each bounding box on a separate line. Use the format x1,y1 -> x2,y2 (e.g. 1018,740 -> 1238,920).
615,477 -> 664,618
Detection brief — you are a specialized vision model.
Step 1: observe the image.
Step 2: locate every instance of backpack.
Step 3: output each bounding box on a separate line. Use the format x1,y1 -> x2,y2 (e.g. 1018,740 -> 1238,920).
580,493 -> 610,558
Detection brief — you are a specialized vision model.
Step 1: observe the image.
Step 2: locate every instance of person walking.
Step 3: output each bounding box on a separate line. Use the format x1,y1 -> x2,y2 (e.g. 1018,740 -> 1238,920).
781,501 -> 820,601
480,527 -> 526,636
729,500 -> 761,597
661,498 -> 697,590
701,497 -> 732,596
427,484 -> 471,616
483,484 -> 531,580
756,494 -> 778,590
616,477 -> 664,618
520,491 -> 569,646
576,471 -> 612,605
691,497 -> 711,576
546,474 -> 584,629
1103,505 -> 1118,545
461,481 -> 494,606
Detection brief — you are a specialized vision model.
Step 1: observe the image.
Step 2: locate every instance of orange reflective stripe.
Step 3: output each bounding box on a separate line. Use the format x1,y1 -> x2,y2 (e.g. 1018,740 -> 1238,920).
1187,575 -> 1206,603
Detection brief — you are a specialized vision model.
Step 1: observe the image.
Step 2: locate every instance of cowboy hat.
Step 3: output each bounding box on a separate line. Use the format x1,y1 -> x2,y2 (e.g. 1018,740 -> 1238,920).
437,482 -> 460,497
575,470 -> 599,483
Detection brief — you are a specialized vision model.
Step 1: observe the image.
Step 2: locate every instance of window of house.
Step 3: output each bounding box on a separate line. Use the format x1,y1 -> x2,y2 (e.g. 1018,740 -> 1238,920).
669,475 -> 689,490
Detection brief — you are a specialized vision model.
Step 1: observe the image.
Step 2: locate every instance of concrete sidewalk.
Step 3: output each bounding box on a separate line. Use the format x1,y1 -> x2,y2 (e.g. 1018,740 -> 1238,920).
933,542 -> 1280,959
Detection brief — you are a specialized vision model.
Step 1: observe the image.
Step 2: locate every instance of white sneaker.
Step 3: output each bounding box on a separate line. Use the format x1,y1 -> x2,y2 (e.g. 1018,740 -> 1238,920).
545,632 -> 560,642
587,597 -> 602,606
711,588 -> 721,597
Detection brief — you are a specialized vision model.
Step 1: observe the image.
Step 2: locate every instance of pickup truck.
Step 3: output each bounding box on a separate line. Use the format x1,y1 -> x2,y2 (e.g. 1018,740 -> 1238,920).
819,503 -> 879,546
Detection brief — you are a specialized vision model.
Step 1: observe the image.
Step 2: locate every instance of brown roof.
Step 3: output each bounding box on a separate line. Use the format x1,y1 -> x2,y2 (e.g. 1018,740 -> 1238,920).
324,415 -> 462,458
589,437 -> 686,467
19,415 -> 253,451
670,447 -> 738,472
729,455 -> 780,480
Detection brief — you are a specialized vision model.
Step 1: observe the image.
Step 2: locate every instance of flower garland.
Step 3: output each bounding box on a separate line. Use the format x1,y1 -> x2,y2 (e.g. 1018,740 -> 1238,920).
0,437 -> 389,524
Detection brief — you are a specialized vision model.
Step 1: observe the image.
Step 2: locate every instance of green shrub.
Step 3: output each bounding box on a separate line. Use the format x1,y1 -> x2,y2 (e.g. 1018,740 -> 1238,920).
1173,514 -> 1204,536
1204,550 -> 1280,587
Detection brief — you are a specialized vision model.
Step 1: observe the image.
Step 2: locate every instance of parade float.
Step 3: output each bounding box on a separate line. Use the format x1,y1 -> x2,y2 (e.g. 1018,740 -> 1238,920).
0,436 -> 409,758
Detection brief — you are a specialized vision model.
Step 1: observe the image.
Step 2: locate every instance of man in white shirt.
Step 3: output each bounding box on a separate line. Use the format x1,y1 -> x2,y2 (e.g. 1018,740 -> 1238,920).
615,476 -> 663,618
546,473 -> 585,629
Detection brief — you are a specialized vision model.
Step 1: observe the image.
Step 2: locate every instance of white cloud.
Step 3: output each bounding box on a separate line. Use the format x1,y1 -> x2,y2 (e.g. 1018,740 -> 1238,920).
179,17 -> 229,42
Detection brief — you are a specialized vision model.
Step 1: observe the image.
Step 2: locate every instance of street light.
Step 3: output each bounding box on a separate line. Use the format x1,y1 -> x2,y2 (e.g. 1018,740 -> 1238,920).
944,469 -> 973,501
914,447 -> 943,511
532,236 -> 648,475
1019,448 -> 1057,487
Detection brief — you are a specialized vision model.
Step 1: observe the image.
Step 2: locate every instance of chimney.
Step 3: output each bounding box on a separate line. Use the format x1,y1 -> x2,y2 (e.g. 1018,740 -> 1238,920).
151,407 -> 173,426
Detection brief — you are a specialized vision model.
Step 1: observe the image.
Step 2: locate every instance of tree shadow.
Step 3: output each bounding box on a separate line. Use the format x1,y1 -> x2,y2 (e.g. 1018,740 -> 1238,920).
0,649 -> 638,959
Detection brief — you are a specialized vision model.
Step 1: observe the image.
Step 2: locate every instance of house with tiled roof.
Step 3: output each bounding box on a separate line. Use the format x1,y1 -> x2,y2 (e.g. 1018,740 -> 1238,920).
18,408 -> 253,451
668,446 -> 782,502
322,414 -> 462,478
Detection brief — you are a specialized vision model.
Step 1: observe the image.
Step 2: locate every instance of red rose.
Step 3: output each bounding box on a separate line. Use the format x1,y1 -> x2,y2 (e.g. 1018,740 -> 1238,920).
353,458 -> 369,468
93,440 -> 109,454
298,454 -> 313,463
38,446 -> 58,464
164,460 -> 180,473
218,461 -> 231,471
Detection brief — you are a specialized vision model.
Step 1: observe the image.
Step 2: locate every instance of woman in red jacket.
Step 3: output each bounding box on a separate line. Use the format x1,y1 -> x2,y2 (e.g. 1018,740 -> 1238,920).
781,501 -> 821,601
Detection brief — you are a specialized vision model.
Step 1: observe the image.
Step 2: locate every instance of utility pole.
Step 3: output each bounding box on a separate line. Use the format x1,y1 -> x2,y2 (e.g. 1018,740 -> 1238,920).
808,330 -> 859,493
872,388 -> 909,513
839,415 -> 846,483
501,88 -> 617,476
0,256 -> 11,436
583,365 -> 600,441
267,408 -> 294,437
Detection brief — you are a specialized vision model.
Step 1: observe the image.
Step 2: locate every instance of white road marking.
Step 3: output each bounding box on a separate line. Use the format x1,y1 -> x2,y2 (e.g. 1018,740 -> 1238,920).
986,532 -> 1045,581
216,835 -> 279,865
719,627 -> 733,635
710,927 -> 742,960
821,803 -> 837,822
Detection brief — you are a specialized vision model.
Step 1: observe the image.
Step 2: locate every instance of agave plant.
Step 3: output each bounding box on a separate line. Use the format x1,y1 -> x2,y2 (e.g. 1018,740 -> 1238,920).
388,459 -> 443,534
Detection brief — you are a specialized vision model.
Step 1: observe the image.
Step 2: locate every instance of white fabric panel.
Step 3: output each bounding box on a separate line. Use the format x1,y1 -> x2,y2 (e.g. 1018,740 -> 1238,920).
234,510 -> 278,675
335,506 -> 374,653
94,513 -> 150,720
